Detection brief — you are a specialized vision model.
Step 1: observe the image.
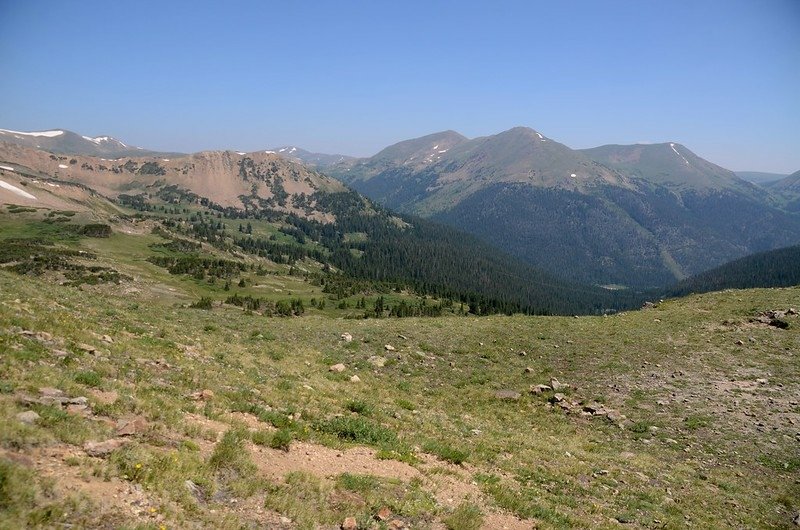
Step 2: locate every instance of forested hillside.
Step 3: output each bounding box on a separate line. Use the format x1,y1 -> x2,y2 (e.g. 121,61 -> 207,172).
664,245 -> 800,298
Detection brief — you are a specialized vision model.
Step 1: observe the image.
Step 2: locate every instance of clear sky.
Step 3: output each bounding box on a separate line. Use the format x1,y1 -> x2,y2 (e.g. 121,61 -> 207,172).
1,0 -> 798,172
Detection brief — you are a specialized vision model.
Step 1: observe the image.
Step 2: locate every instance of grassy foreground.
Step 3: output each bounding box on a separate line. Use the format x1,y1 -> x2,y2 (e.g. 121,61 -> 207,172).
0,270 -> 798,529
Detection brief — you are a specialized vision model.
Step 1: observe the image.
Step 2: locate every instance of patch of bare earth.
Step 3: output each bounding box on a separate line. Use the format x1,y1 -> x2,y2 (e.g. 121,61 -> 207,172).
250,440 -> 532,528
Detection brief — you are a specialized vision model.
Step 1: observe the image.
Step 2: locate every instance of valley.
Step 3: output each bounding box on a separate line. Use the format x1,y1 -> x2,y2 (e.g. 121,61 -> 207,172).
327,128 -> 800,289
0,135 -> 798,529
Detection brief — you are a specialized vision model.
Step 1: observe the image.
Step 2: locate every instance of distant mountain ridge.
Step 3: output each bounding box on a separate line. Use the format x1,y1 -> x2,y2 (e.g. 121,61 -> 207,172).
0,128 -> 183,158
268,145 -> 355,169
736,171 -> 789,185
764,170 -> 800,212
327,127 -> 800,288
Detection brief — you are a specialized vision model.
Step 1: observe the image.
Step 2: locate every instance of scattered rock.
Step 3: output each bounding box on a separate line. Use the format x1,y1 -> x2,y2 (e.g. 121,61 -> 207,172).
50,349 -> 69,359
185,480 -> 205,503
756,378 -> 768,385
397,334 -> 408,340
524,367 -> 534,373
792,511 -> 800,526
494,390 -> 521,401
735,340 -> 744,346
66,404 -> 91,416
189,389 -> 215,401
384,344 -> 396,352
84,439 -> 125,457
606,410 -> 628,426
388,519 -> 407,530
16,410 -> 40,424
116,415 -> 148,436
550,378 -> 569,391
550,393 -> 565,403
340,333 -> 353,342
341,516 -> 358,530
329,363 -> 346,373
76,343 -> 97,354
37,387 -> 69,406
530,384 -> 552,394
101,335 -> 114,344
39,387 -> 66,398
583,403 -> 606,415
367,356 -> 386,368
376,506 -> 392,521
350,375 -> 361,383
90,390 -> 119,405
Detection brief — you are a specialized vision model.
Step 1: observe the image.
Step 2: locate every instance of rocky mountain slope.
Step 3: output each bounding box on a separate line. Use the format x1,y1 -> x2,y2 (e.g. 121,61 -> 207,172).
0,142 -> 346,221
328,128 -> 800,288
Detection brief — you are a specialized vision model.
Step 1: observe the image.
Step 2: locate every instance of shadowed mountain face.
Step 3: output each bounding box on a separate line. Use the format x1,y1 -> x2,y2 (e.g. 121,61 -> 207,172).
327,128 -> 800,288
765,170 -> 800,213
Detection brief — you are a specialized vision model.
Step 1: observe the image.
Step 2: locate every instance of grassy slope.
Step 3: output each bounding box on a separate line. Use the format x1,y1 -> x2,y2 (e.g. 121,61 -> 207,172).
1,262 -> 798,528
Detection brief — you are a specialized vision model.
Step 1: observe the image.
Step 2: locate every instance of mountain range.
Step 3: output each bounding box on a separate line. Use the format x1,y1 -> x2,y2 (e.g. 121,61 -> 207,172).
0,137 -> 635,315
0,128 -> 183,159
2,125 -> 799,291
326,127 -> 800,288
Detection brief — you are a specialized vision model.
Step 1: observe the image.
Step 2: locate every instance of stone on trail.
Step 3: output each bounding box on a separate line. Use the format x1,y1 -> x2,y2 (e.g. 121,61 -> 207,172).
329,363 -> 346,373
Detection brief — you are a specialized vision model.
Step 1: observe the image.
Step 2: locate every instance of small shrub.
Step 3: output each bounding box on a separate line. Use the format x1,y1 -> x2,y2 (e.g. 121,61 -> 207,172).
80,224 -> 112,238
444,502 -> 483,530
209,428 -> 256,478
346,400 -> 374,416
684,415 -> 712,430
628,421 -> 649,434
336,472 -> 380,493
315,416 -> 399,448
190,297 -> 213,310
269,428 -> 293,451
251,430 -> 271,446
74,370 -> 102,387
396,398 -> 416,411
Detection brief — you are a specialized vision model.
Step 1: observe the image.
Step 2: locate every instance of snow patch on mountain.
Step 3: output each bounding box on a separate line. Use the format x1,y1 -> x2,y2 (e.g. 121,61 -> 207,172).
0,128 -> 64,138
0,179 -> 37,200
670,143 -> 690,165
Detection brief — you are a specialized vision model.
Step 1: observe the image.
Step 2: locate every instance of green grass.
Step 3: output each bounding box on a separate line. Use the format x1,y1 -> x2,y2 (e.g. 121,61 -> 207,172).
423,440 -> 469,465
443,502 -> 483,530
0,217 -> 798,529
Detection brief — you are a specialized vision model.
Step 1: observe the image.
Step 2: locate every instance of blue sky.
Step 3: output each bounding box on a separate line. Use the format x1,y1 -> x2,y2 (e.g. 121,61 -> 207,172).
1,0 -> 798,172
